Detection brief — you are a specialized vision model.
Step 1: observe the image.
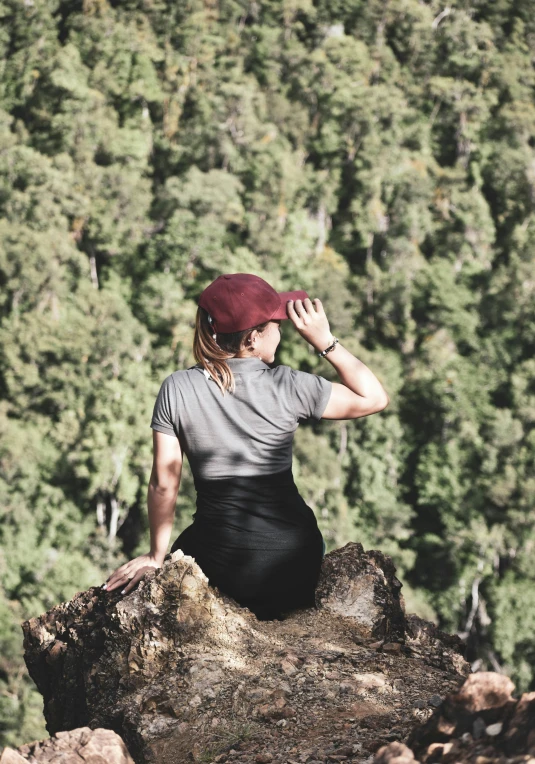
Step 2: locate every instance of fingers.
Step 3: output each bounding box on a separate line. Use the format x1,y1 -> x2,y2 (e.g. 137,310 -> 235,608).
102,555 -> 160,596
287,297 -> 332,350
103,559 -> 139,592
287,297 -> 320,324
312,298 -> 325,316
121,569 -> 146,596
286,300 -> 302,329
103,569 -> 134,593
293,298 -> 309,322
103,569 -> 140,594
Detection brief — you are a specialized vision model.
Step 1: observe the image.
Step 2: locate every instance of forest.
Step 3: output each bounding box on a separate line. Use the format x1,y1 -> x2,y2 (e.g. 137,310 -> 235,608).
0,0 -> 534,748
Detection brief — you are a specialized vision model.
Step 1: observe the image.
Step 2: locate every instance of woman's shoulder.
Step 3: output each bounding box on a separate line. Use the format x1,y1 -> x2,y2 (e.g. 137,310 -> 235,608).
266,363 -> 298,384
158,365 -> 206,389
268,363 -> 331,394
270,364 -> 327,383
271,364 -> 332,421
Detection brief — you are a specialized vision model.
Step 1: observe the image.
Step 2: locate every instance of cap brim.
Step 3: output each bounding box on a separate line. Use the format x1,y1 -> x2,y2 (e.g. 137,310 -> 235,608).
271,290 -> 310,320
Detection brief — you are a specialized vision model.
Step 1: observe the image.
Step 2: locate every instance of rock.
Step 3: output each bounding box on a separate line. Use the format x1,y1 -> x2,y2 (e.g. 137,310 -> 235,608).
394,673 -> 535,763
0,750 -> 27,764
383,643 -> 402,654
404,614 -> 463,651
503,691 -> 535,755
472,716 -> 487,739
281,659 -> 299,676
452,672 -> 515,713
315,543 -> 406,641
20,544 -> 469,764
407,672 -> 516,754
353,673 -> 387,689
334,746 -> 354,757
374,741 -> 418,764
0,727 -> 134,763
22,550 -> 251,761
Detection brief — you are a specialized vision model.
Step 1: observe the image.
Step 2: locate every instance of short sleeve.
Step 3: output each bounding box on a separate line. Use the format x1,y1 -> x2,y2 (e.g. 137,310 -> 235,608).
289,368 -> 332,422
150,374 -> 179,437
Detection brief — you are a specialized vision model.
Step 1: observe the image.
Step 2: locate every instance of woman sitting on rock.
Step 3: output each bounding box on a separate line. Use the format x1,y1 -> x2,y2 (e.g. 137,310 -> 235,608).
103,273 -> 389,620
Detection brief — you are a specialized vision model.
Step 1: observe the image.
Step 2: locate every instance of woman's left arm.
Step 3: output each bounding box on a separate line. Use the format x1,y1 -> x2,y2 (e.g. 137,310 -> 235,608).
103,431 -> 183,595
147,430 -> 183,563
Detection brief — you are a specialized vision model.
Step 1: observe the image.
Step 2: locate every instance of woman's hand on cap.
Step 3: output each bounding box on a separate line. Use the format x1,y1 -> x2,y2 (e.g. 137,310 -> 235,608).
286,297 -> 333,351
101,553 -> 162,596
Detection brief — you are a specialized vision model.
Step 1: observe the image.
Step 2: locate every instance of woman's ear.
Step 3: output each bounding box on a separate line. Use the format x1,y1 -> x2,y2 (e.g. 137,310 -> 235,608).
240,329 -> 257,353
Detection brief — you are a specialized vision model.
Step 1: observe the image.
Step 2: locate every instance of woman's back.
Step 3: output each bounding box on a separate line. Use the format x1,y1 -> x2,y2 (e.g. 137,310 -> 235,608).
150,356 -> 332,480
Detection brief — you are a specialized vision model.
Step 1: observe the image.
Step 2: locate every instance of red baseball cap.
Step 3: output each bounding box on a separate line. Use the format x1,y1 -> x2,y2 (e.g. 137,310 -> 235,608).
198,273 -> 309,333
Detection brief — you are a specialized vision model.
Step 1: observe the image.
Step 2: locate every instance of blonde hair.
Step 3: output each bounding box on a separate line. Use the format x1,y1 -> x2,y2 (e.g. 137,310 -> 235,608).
193,307 -> 270,395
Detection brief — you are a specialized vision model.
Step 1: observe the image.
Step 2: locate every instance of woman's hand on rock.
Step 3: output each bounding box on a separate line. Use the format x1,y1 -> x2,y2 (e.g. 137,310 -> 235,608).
286,298 -> 333,352
102,553 -> 162,595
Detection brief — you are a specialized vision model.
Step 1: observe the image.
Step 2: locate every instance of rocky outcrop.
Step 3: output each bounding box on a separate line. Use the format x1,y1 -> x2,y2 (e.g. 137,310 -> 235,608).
315,544 -> 406,642
0,728 -> 134,763
21,542 -> 470,764
374,672 -> 535,764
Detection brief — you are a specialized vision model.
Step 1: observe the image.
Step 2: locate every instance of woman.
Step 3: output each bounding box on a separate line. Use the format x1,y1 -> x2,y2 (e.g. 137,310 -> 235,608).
103,273 -> 389,620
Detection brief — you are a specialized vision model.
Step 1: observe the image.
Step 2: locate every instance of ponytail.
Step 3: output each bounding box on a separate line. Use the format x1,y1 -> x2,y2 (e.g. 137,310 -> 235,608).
193,308 -> 270,395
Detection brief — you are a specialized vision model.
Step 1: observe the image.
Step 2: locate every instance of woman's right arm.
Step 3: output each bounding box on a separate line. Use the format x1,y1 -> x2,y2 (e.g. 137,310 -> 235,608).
287,297 -> 389,420
320,345 -> 389,419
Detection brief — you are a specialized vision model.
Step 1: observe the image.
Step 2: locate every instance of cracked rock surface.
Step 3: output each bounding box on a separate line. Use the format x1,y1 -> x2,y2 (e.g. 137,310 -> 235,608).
20,542 -> 470,764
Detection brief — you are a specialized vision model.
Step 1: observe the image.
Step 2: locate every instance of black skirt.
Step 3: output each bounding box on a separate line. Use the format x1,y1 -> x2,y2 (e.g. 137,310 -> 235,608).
170,468 -> 324,620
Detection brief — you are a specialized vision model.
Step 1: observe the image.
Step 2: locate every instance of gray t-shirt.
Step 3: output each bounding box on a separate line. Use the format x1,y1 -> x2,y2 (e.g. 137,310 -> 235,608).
150,357 -> 332,480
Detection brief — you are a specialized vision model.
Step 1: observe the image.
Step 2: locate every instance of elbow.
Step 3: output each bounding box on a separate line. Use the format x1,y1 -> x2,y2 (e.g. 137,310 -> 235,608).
149,462 -> 182,496
149,471 -> 180,495
376,391 -> 390,411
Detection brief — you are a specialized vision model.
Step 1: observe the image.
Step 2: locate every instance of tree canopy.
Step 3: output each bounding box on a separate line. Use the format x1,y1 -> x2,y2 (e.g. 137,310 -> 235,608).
0,0 -> 534,746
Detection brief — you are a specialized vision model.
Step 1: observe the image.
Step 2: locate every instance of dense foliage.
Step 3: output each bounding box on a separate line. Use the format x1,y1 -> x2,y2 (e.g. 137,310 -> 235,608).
0,0 -> 534,747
